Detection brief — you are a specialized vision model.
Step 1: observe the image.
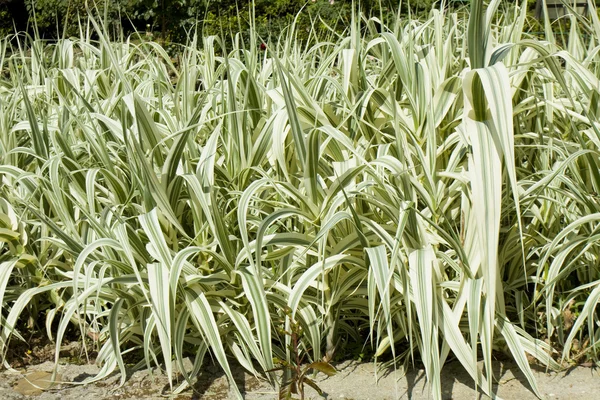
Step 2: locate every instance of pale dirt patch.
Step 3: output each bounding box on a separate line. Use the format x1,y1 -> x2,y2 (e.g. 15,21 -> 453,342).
0,359 -> 598,399
13,372 -> 62,396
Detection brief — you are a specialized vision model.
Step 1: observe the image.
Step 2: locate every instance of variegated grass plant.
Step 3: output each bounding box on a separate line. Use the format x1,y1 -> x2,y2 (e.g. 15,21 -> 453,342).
2,1 -> 600,398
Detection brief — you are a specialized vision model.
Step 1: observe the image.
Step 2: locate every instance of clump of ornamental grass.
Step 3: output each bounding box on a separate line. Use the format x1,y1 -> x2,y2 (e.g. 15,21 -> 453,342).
2,1 -> 600,399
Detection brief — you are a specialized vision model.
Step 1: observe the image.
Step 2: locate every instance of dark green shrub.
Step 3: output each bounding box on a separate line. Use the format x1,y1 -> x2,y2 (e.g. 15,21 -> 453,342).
8,0 -> 441,42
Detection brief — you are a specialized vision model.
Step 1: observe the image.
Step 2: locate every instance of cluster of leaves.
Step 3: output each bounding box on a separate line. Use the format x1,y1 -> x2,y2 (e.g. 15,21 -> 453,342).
3,1 -> 600,400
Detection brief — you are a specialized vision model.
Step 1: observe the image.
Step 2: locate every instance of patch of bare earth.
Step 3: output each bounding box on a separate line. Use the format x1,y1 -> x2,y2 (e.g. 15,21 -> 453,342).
1,355 -> 599,399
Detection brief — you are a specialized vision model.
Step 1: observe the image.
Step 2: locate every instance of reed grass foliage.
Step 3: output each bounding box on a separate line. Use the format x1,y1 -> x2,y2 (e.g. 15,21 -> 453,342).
2,1 -> 600,398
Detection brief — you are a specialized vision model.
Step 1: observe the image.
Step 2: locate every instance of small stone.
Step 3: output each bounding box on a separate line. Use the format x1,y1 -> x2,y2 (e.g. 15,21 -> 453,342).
172,357 -> 194,374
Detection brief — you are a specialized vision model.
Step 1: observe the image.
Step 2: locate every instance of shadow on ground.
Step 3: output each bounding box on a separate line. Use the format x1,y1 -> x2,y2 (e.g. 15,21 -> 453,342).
1,358 -> 598,399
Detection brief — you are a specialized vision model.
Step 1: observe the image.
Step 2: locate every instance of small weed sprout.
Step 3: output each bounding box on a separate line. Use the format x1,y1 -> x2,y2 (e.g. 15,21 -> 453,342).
270,307 -> 336,400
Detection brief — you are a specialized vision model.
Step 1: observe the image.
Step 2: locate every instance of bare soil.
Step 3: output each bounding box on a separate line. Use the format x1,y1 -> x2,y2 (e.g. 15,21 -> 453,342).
1,357 -> 598,400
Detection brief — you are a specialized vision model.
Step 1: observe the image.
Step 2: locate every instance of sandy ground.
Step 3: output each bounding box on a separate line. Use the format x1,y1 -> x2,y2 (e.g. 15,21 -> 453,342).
0,359 -> 598,400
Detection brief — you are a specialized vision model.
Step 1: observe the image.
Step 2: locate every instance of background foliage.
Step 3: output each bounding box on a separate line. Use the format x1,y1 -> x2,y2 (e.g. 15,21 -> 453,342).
3,0 -> 441,41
